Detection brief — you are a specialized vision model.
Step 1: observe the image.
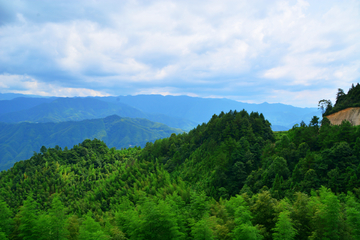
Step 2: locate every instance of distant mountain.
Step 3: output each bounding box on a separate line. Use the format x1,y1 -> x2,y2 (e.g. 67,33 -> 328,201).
101,95 -> 321,130
0,93 -> 43,100
0,97 -> 196,131
0,97 -> 144,122
0,97 -> 56,115
0,115 -> 182,171
0,94 -> 321,131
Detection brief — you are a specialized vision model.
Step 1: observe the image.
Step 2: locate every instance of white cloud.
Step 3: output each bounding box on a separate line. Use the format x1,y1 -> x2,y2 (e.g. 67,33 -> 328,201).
0,74 -> 110,97
0,0 -> 359,107
267,88 -> 339,107
261,0 -> 360,88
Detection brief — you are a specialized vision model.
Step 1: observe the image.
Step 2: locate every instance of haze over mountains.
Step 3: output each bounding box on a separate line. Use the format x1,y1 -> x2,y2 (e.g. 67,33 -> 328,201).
106,95 -> 321,130
0,94 -> 321,170
0,94 -> 321,130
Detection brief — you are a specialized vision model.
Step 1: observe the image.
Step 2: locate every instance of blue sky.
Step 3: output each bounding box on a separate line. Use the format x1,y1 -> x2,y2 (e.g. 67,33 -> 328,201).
0,0 -> 359,107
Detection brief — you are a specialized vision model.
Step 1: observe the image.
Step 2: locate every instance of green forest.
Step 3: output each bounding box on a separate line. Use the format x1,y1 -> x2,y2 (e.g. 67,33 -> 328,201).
1,107 -> 360,239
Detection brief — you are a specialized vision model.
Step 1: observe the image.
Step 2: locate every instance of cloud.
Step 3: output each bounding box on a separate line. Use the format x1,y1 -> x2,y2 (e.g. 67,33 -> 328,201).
0,74 -> 109,97
0,0 -> 359,107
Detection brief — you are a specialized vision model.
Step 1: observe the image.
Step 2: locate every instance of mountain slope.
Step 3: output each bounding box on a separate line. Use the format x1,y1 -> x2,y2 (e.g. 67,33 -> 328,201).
324,83 -> 360,116
0,115 -> 182,171
326,107 -> 360,125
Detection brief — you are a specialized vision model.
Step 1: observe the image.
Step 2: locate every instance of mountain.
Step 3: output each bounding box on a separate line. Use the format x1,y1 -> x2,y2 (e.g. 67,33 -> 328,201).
0,109 -> 359,239
0,115 -> 182,171
0,97 -> 145,123
0,95 -> 321,131
0,92 -> 44,100
0,97 -> 56,116
0,97 -> 197,131
101,95 -> 321,130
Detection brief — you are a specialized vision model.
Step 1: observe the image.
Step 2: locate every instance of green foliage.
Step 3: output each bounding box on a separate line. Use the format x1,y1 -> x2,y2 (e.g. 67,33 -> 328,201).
309,187 -> 342,240
17,195 -> 38,240
78,211 -> 109,240
0,231 -> 7,240
227,195 -> 263,240
136,198 -> 184,240
33,213 -> 51,240
141,110 -> 274,199
0,200 -> 13,237
48,194 -> 69,240
190,217 -> 214,240
345,193 -> 360,239
272,210 -> 297,240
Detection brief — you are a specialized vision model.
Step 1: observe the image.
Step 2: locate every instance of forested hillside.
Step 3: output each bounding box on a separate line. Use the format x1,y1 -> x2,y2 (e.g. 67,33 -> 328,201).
323,83 -> 360,116
0,115 -> 182,171
0,110 -> 360,239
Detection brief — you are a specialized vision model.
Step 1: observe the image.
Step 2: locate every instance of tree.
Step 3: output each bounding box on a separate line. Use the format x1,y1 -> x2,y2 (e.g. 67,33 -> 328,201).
189,191 -> 210,221
318,99 -> 332,115
67,215 -> 80,240
309,116 -> 319,128
40,146 -> 47,154
226,195 -> 263,240
33,213 -> 51,240
267,156 -> 290,182
0,231 -> 7,240
272,210 -> 297,240
336,88 -> 345,103
0,200 -> 13,237
131,199 -> 184,240
48,195 -> 69,240
309,186 -> 341,240
271,174 -> 283,199
250,191 -> 277,239
345,193 -> 360,239
18,195 -> 38,240
78,211 -> 109,240
292,192 -> 311,240
190,217 -> 214,240
233,224 -> 263,240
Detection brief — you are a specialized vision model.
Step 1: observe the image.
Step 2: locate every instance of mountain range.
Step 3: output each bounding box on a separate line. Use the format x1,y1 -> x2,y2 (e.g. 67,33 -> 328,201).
0,94 -> 321,131
0,115 -> 182,171
0,94 -> 321,170
107,95 -> 321,130
0,97 -> 196,131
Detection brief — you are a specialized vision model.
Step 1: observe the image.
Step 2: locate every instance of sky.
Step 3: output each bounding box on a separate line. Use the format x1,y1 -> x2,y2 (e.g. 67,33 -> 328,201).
0,0 -> 359,107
